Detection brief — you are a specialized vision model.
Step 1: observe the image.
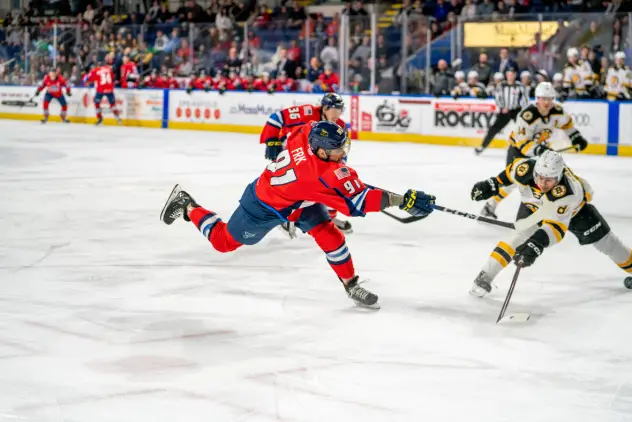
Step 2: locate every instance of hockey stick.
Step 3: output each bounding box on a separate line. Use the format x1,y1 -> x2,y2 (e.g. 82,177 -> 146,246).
556,145 -> 579,153
381,205 -> 515,229
496,261 -> 530,324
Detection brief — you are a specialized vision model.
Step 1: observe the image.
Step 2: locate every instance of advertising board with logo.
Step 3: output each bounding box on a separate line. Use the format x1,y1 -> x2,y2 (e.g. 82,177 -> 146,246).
429,98 -> 500,138
356,96 -> 425,136
0,86 -> 163,123
168,91 -> 352,130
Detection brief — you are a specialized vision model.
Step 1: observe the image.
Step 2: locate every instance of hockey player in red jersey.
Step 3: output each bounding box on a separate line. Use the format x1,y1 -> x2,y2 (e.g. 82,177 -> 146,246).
35,69 -> 71,124
161,120 -> 436,309
119,56 -> 139,88
253,73 -> 274,92
260,93 -> 351,233
271,71 -> 297,92
84,57 -> 122,125
141,69 -> 160,88
186,69 -> 211,94
163,70 -> 180,89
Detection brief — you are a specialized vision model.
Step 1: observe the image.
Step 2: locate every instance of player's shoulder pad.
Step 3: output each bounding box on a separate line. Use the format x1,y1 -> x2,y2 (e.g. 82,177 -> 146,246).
545,173 -> 576,202
513,158 -> 536,185
518,104 -> 539,125
549,103 -> 565,116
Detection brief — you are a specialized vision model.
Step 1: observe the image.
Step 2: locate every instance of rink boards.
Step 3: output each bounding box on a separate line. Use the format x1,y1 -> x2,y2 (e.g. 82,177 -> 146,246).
0,85 -> 629,156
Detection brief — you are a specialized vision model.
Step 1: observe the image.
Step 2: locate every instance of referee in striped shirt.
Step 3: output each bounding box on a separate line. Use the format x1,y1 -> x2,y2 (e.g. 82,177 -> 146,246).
475,68 -> 529,154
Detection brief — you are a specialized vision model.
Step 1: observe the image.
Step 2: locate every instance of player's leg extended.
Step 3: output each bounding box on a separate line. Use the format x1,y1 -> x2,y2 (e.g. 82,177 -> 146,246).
94,93 -> 104,125
471,204 -> 537,297
107,93 -> 122,124
41,93 -> 52,123
295,205 -> 378,308
57,95 -> 69,123
569,204 -> 632,277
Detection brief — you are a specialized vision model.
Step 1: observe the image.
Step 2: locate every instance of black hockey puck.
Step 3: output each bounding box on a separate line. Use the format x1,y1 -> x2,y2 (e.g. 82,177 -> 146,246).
624,277 -> 632,289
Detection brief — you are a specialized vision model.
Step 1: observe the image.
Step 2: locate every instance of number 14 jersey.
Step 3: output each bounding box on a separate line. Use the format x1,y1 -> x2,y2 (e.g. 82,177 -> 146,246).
255,122 -> 383,218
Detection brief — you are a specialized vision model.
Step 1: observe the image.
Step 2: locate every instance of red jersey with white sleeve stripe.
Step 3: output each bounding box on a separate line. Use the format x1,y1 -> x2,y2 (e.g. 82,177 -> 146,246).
259,104 -> 346,145
120,62 -> 139,88
37,75 -> 70,97
255,122 -> 382,218
85,66 -> 116,93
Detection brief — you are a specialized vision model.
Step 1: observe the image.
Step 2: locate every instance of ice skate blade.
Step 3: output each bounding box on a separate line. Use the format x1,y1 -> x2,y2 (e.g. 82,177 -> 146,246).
497,313 -> 531,324
160,184 -> 182,224
353,300 -> 380,310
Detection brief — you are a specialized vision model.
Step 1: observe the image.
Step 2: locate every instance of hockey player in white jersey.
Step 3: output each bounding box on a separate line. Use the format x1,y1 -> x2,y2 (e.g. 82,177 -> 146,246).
480,82 -> 588,219
605,51 -> 631,101
563,47 -> 594,98
470,150 -> 632,297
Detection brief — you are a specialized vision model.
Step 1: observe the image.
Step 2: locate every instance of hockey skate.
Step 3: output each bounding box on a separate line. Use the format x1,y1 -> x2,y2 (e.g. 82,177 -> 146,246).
278,222 -> 297,239
95,117 -> 103,126
41,117 -> 48,124
333,217 -> 353,234
115,116 -> 123,125
160,184 -> 198,225
469,271 -> 495,297
480,202 -> 498,220
342,276 -> 379,309
62,118 -> 70,123
474,147 -> 484,155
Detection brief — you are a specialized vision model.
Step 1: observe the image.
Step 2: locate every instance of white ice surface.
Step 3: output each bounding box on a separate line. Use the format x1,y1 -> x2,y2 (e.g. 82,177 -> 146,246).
0,120 -> 631,422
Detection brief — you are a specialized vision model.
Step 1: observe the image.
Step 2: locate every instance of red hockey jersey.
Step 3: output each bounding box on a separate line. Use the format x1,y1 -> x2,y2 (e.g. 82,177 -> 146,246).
260,104 -> 346,145
37,74 -> 70,97
85,66 -> 116,93
255,122 -> 383,218
120,62 -> 139,88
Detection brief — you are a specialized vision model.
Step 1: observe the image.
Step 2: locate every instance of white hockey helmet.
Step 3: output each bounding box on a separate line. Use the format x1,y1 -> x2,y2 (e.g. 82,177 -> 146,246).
615,51 -> 626,61
553,72 -> 563,82
493,72 -> 504,81
454,70 -> 465,80
567,47 -> 579,58
535,82 -> 556,99
467,70 -> 479,80
534,150 -> 565,180
520,70 -> 531,80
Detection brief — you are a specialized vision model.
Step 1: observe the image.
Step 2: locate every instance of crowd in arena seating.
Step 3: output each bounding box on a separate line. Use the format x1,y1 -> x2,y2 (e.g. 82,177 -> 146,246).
0,0 -> 629,98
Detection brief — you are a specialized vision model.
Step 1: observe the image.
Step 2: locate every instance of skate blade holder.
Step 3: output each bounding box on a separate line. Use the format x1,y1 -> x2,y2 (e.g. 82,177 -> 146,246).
497,312 -> 531,324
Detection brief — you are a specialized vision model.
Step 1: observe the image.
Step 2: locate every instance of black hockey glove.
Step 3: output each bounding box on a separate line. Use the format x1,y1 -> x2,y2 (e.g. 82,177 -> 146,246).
219,87 -> 226,95
66,91 -> 72,97
471,178 -> 498,201
265,138 -> 283,161
186,86 -> 193,94
569,132 -> 588,151
399,189 -> 436,217
34,90 -> 40,97
513,238 -> 544,268
533,143 -> 551,156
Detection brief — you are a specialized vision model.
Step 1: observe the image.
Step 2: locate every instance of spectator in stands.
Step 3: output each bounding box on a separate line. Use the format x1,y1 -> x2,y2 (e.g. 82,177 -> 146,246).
460,0 -> 477,20
287,1 -> 307,29
431,59 -> 455,96
320,37 -> 339,68
449,0 -> 462,16
496,1 -> 509,17
253,4 -> 271,28
478,0 -> 494,16
497,48 -> 518,74
154,30 -> 169,53
288,39 -> 301,64
430,20 -> 442,39
273,47 -> 297,78
273,4 -> 290,29
83,4 -> 95,23
471,52 -> 492,85
158,3 -> 174,22
224,47 -> 243,75
351,35 -> 371,64
317,63 -> 339,92
306,57 -> 323,82
326,13 -> 339,36
216,7 -> 233,36
433,0 -> 452,22
350,0 -> 368,17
